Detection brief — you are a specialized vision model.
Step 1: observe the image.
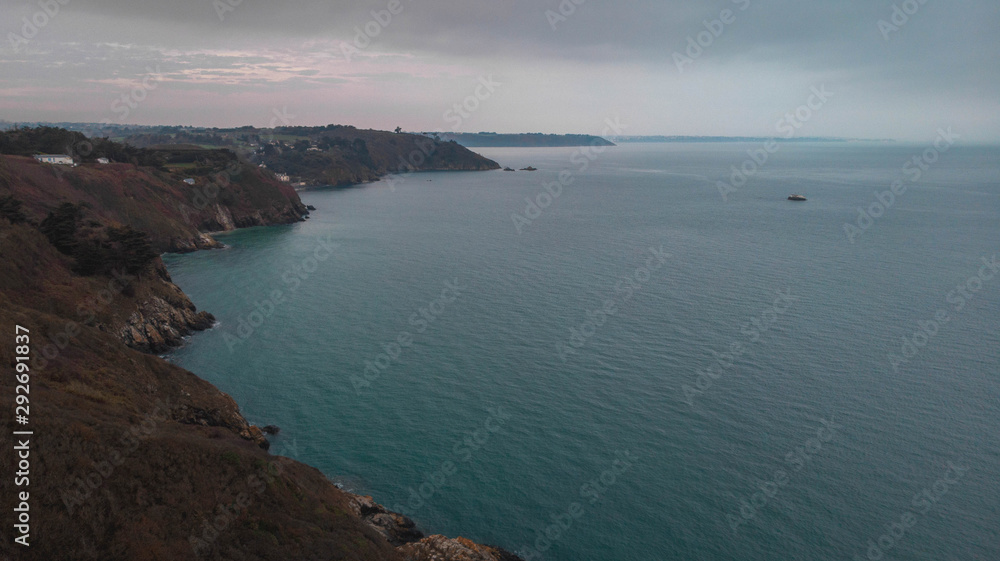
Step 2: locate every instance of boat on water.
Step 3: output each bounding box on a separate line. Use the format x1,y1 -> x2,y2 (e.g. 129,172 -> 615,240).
788,194 -> 807,201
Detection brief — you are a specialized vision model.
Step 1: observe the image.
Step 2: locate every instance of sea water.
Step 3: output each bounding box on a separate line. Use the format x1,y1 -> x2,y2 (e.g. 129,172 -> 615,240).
164,142 -> 1000,561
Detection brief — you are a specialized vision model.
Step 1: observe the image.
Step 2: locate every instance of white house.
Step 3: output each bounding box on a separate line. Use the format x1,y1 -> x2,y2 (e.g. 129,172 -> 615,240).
34,154 -> 73,165
183,178 -> 196,185
96,158 -> 110,164
276,174 -> 291,183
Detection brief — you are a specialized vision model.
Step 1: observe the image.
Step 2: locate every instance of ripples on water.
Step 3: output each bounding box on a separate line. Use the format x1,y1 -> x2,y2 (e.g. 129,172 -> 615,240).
164,143 -> 1000,561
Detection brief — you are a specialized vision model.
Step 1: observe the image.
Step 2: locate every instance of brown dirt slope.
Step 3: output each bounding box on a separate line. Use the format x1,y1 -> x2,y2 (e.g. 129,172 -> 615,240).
0,154 -> 306,253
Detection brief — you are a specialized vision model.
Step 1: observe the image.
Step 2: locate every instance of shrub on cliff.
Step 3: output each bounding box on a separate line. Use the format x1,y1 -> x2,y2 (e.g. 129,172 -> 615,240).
105,225 -> 158,274
0,195 -> 28,225
73,226 -> 157,276
39,202 -> 83,255
39,203 -> 157,276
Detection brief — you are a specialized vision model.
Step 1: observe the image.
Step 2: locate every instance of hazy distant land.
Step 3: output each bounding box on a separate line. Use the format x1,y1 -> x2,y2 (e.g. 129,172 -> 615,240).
607,135 -> 894,143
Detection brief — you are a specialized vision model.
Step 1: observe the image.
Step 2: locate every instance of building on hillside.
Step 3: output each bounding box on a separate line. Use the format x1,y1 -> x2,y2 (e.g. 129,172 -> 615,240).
34,154 -> 74,165
183,178 -> 196,185
277,174 -> 291,182
97,158 -> 110,164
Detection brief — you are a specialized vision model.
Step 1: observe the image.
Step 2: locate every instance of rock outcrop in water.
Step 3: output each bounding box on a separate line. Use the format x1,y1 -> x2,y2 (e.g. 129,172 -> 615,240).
119,294 -> 216,352
399,536 -> 524,561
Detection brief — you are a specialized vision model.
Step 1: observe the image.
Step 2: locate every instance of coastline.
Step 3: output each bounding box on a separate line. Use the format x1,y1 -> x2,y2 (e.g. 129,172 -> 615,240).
0,138 -> 522,559
160,214 -> 527,558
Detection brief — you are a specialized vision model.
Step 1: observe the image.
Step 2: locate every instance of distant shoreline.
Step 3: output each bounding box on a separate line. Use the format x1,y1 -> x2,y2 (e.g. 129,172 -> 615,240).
607,136 -> 895,143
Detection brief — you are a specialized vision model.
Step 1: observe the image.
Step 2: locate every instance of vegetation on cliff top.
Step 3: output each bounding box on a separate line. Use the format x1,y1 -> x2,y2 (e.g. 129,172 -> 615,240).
0,126 -> 164,167
119,124 -> 502,187
0,129 -> 308,253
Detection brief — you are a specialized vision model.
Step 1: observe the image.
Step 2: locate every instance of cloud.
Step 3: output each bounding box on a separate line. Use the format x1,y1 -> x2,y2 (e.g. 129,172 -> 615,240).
1,0 -> 997,139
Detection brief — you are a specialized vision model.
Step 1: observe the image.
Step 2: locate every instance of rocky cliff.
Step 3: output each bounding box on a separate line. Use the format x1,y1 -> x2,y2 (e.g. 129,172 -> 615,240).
0,134 -> 522,560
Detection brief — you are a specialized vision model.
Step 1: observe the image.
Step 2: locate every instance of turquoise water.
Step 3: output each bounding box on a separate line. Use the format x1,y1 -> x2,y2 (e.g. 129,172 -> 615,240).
163,143 -> 1000,561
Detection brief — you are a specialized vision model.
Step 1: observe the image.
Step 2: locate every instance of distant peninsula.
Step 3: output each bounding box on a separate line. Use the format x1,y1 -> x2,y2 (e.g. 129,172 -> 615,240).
607,135 -> 894,143
425,132 -> 615,148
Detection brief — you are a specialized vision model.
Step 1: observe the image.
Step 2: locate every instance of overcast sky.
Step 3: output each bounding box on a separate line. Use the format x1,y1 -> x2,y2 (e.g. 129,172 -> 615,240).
1,0 -> 997,141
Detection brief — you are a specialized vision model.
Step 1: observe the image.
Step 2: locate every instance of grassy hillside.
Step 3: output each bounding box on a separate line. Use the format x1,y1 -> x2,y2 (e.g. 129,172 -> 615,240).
0,152 -> 306,253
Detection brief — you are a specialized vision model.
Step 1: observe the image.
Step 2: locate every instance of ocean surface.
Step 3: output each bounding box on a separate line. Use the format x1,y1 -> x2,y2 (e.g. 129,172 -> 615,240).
163,143 -> 1000,561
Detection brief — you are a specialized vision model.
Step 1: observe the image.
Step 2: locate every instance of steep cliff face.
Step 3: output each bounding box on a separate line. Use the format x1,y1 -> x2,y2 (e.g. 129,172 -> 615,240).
118,289 -> 217,353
